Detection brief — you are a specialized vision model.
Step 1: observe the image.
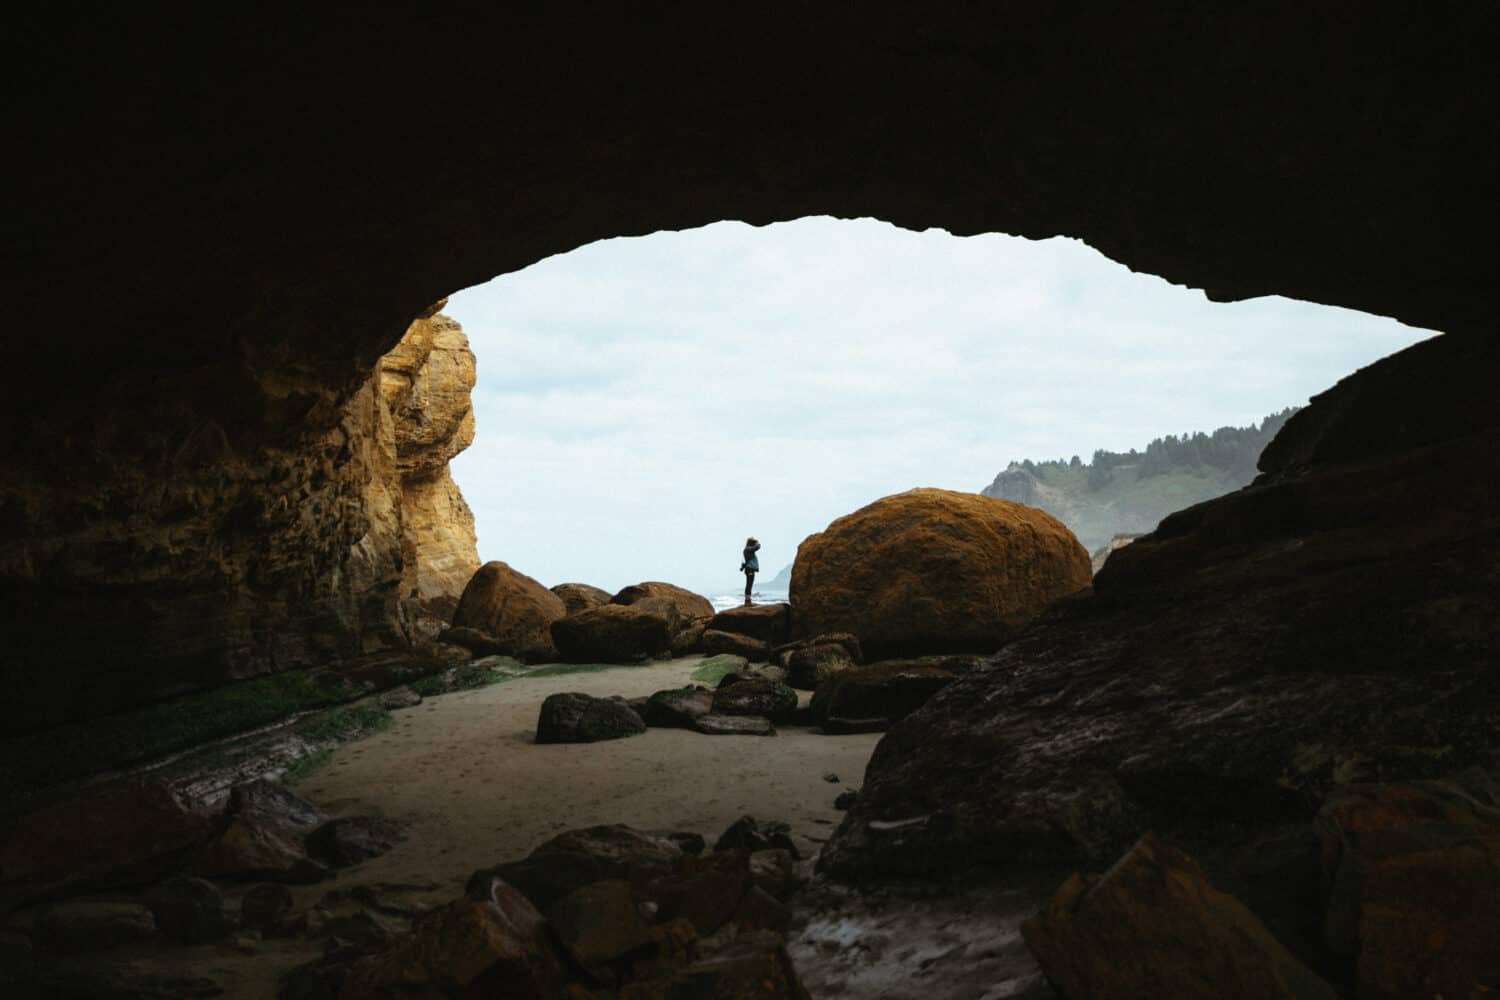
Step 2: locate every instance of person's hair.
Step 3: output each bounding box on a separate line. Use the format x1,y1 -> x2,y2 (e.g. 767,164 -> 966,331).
745,536 -> 756,545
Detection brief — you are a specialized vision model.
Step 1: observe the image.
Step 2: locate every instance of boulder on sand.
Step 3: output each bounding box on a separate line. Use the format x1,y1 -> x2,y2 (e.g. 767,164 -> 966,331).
450,561 -> 566,662
785,642 -> 857,691
536,692 -> 646,744
644,686 -> 715,728
713,679 -> 798,724
707,603 -> 791,645
551,603 -> 673,662
790,488 -> 1091,658
809,656 -> 978,731
701,629 -> 773,661
612,581 -> 714,624
1021,833 -> 1338,1000
550,582 -> 612,615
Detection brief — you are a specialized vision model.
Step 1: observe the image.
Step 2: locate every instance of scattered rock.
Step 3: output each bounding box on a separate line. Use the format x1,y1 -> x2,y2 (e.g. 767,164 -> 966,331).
1021,833 -> 1338,1000
611,581 -> 715,624
536,692 -> 647,744
450,560 -> 567,662
468,824 -> 687,909
642,686 -> 715,728
715,817 -> 801,859
748,850 -> 800,902
809,657 -> 977,731
833,790 -> 859,810
278,941 -> 365,1000
785,642 -> 857,690
342,877 -> 569,997
706,603 -> 792,645
771,632 -> 862,669
551,581 -> 612,615
649,850 -> 754,937
656,832 -> 707,856
733,885 -> 794,934
669,620 -> 708,656
377,685 -> 421,710
435,624 -> 506,656
240,883 -> 294,932
143,876 -> 231,944
712,678 -> 797,723
822,773 -> 840,783
321,910 -> 399,950
545,878 -> 654,965
305,816 -> 403,868
194,781 -> 330,884
34,901 -> 157,952
694,714 -> 776,736
1317,775 -> 1500,999
0,780 -> 211,910
701,629 -> 773,661
551,604 -> 674,663
621,929 -> 810,999
229,779 -> 330,833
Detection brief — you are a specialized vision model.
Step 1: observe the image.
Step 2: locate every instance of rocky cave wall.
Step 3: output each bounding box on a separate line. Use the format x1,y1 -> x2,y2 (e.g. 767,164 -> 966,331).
2,6 -> 1497,739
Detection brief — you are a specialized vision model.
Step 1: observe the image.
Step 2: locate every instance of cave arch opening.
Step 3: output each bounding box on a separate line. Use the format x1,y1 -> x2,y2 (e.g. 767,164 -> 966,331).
427,215 -> 1432,604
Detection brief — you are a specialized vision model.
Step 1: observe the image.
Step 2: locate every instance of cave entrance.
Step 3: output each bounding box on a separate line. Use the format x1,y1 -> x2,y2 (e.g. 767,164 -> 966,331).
436,216 -> 1431,602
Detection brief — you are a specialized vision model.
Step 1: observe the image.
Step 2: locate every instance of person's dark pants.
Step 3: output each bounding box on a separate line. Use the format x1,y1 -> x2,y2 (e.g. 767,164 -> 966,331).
744,573 -> 755,601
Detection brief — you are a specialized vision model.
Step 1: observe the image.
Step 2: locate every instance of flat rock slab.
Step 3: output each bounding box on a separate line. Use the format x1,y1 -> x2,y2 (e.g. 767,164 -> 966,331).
694,714 -> 776,736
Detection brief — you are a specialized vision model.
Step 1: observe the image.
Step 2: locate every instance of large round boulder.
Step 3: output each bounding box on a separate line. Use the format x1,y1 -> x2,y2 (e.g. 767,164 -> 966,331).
611,582 -> 714,625
450,561 -> 566,662
551,604 -> 673,663
551,583 -> 612,616
790,488 -> 1091,657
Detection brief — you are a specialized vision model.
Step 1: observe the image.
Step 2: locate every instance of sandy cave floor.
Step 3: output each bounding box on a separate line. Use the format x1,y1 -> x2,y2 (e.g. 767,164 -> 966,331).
98,656 -> 1054,998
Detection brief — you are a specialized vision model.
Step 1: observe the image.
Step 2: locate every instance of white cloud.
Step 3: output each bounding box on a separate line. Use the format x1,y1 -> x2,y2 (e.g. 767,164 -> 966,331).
446,217 -> 1433,596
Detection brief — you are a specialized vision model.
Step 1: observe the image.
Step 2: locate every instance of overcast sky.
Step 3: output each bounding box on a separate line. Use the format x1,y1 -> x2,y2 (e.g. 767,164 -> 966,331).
446,217 -> 1431,596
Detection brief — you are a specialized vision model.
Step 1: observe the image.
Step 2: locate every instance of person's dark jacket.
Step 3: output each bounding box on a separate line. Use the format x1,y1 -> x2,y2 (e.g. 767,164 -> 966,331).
742,540 -> 760,574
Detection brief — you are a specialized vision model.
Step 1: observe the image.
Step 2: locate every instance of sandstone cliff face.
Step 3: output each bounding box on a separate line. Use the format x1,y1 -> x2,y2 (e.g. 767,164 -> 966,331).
377,307 -> 481,630
0,309 -> 480,737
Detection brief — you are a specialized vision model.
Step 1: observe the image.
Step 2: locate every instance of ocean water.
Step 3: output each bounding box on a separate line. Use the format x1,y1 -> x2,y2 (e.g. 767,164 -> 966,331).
708,588 -> 789,612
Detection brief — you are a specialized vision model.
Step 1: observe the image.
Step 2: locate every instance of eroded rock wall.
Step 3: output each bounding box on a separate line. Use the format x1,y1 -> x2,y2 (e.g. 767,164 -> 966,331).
0,310 -> 479,737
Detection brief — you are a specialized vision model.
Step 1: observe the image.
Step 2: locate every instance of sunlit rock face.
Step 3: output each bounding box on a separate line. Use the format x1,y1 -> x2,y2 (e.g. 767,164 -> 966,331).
0,309 -> 479,737
2,8 -> 1496,740
377,306 -> 480,631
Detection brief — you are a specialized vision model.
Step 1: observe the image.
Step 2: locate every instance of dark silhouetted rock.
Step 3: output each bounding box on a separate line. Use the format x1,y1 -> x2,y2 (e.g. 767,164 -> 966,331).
649,850 -> 754,937
195,780 -> 330,884
241,883 -> 295,932
545,878 -> 653,965
748,850 -> 800,902
833,790 -> 859,810
305,816 -> 403,868
436,625 -> 506,656
707,603 -> 791,645
0,780 -> 211,910
1022,833 -> 1338,1000
551,604 -> 674,663
810,656 -> 977,731
279,942 -> 364,1000
713,678 -> 797,723
536,692 -> 646,743
229,780 -> 329,833
694,714 -> 776,736
143,876 -> 231,944
785,642 -> 856,691
35,901 -> 157,952
551,581 -> 612,615
450,560 -> 567,662
1317,775 -> 1500,999
701,629 -> 773,661
342,877 -> 568,997
791,488 -> 1091,658
715,817 -> 801,859
468,824 -> 687,910
624,929 -> 811,998
643,686 -> 715,728
611,581 -> 714,624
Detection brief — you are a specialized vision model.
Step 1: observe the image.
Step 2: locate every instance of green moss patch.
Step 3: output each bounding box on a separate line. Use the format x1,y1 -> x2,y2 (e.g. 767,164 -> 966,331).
690,655 -> 747,686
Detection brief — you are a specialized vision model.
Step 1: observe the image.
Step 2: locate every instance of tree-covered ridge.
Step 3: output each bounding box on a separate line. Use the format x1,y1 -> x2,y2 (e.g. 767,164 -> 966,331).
984,408 -> 1298,553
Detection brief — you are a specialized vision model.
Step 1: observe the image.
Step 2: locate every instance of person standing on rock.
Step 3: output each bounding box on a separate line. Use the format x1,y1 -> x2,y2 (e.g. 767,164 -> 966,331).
740,536 -> 760,604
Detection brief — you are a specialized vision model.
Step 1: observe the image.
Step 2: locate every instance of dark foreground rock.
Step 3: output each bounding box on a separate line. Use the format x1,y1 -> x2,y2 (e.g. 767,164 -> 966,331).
536,692 -> 646,743
305,816 -> 404,868
810,657 -> 977,731
551,604 -> 673,663
1022,833 -> 1338,1000
194,780 -> 330,883
1317,775 -> 1500,999
143,877 -> 231,944
821,335 -> 1500,883
713,678 -> 798,723
33,901 -> 158,952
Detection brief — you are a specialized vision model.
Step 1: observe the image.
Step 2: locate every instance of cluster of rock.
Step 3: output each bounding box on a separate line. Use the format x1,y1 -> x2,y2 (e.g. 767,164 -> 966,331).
319,819 -> 809,997
1021,773 -> 1500,999
0,775 -> 405,997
